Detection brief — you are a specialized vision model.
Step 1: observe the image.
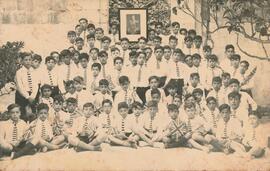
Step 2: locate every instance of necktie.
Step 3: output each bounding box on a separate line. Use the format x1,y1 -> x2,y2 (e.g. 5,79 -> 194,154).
252,128 -> 256,140
123,50 -> 126,61
211,111 -> 217,128
121,118 -> 125,132
67,65 -> 70,81
187,119 -> 192,132
84,68 -> 87,86
149,117 -> 153,133
48,70 -> 54,86
138,66 -> 142,82
124,90 -> 128,103
69,113 -> 75,127
224,122 -> 228,138
176,62 -> 180,77
107,114 -> 111,127
215,91 -> 219,106
211,68 -> 214,79
83,117 -> 88,130
156,60 -> 160,69
102,65 -> 106,78
27,69 -> 33,92
12,122 -> 18,142
41,122 -> 46,139
136,116 -> 139,124
117,70 -> 121,86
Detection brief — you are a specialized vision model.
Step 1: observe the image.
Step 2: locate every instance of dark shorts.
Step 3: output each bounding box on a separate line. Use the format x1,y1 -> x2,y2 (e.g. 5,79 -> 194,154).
78,134 -> 97,144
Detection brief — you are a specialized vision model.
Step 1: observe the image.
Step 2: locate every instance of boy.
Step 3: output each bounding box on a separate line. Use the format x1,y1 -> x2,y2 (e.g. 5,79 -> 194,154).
67,31 -> 76,47
89,63 -> 103,95
153,36 -> 162,48
98,99 -> 114,129
109,22 -> 120,45
207,76 -> 225,106
192,88 -> 207,119
31,54 -> 42,71
193,35 -> 203,55
86,34 -> 96,52
227,78 -> 257,113
150,89 -> 167,118
125,51 -> 137,69
0,104 -> 29,158
119,38 -> 131,64
87,23 -> 96,35
203,54 -> 223,91
75,37 -> 87,53
236,60 -> 255,97
15,52 -> 39,122
63,80 -> 77,100
209,104 -> 246,156
109,102 -> 138,148
89,48 -> 100,65
168,35 -> 179,52
183,102 -> 212,152
79,18 -> 88,40
130,101 -> 145,126
114,76 -> 142,109
73,76 -> 94,109
39,84 -> 54,123
98,51 -> 112,80
165,49 -> 187,97
11,103 -> 61,159
243,114 -> 265,158
192,53 -> 204,74
182,36 -> 193,55
144,47 -> 153,67
40,56 -> 63,97
110,57 -> 126,92
165,81 -> 178,105
203,96 -> 220,135
228,54 -> 241,78
228,92 -> 249,127
100,36 -> 111,53
163,46 -> 172,64
68,103 -> 107,151
93,79 -> 113,111
162,104 -> 190,148
58,49 -> 78,83
221,72 -> 231,96
184,73 -> 204,96
184,55 -> 194,80
138,101 -> 164,147
77,53 -> 91,89
171,22 -> 180,37
137,37 -> 148,51
128,52 -> 150,104
145,76 -> 166,103
220,44 -> 235,70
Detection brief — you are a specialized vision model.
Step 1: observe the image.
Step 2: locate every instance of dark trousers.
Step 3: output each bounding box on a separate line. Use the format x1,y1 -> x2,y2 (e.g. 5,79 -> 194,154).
15,91 -> 37,122
158,76 -> 167,88
136,87 -> 150,105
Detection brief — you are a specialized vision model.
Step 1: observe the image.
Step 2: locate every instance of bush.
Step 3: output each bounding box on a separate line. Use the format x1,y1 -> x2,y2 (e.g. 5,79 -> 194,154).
0,41 -> 24,88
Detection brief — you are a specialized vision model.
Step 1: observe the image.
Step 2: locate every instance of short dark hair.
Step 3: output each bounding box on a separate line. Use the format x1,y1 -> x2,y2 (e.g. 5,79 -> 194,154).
98,51 -> 108,57
184,102 -> 195,110
228,78 -> 240,86
73,76 -> 84,84
118,102 -> 129,110
91,63 -> 101,70
219,104 -> 230,112
222,72 -> 231,78
169,35 -> 178,41
151,89 -> 161,97
66,97 -> 78,104
148,76 -> 159,83
41,84 -> 52,92
67,31 -> 76,36
20,52 -> 31,60
120,37 -> 129,42
7,103 -> 20,112
37,103 -> 49,112
79,53 -> 89,61
60,49 -> 71,58
87,23 -> 95,29
192,88 -> 204,96
53,95 -> 64,103
101,36 -> 111,43
228,91 -> 241,99
102,99 -> 112,106
192,53 -> 201,60
212,76 -> 222,83
45,56 -> 56,63
225,44 -> 234,51
132,101 -> 144,109
240,60 -> 249,68
90,48 -> 99,53
147,100 -> 158,108
167,104 -> 179,112
99,79 -> 109,86
206,96 -> 217,104
171,21 -> 180,27
230,54 -> 241,61
75,37 -> 84,42
190,73 -> 200,79
86,34 -> 95,40
83,102 -> 94,109
113,57 -> 123,64
119,76 -> 130,85
32,54 -> 42,63
79,18 -> 88,23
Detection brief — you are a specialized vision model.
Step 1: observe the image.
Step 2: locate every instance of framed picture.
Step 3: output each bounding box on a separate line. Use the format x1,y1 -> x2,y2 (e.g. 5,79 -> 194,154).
119,8 -> 148,42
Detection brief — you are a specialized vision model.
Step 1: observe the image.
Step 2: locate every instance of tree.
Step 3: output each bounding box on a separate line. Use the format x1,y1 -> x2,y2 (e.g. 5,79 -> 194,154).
173,0 -> 270,61
0,41 -> 24,88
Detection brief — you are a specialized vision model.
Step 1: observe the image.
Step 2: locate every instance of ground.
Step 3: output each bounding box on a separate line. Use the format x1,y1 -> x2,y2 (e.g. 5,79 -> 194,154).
1,94 -> 270,171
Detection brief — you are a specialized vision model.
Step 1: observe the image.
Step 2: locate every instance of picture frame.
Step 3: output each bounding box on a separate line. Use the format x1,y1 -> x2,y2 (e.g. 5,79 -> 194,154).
119,8 -> 148,42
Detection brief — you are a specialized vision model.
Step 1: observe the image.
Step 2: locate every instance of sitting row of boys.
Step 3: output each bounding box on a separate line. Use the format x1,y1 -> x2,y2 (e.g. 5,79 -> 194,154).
0,90 -> 265,160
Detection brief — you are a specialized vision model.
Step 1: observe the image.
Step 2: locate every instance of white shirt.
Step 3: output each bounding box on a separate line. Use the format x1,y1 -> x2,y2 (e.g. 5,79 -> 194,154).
201,67 -> 223,90
112,114 -> 135,133
203,108 -> 220,134
33,119 -> 54,140
76,89 -> 94,109
93,91 -> 113,110
77,65 -> 92,89
167,61 -> 188,83
128,65 -> 150,87
98,112 -> 115,128
207,88 -> 226,106
0,119 -> 28,143
15,66 -> 39,99
145,88 -> 166,103
216,118 -> 243,140
71,115 -> 101,136
147,58 -> 167,77
114,88 -> 142,107
57,63 -> 79,82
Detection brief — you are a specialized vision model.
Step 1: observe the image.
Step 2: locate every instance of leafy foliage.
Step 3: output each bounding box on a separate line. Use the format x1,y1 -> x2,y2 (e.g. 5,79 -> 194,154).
0,41 -> 24,88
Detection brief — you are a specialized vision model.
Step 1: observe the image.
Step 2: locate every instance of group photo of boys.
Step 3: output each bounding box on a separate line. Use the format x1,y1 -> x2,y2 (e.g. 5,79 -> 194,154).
0,0 -> 270,170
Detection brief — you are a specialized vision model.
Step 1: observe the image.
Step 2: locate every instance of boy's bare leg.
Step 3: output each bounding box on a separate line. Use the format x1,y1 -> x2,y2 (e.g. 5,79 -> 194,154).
192,132 -> 208,145
230,141 -> 247,157
108,135 -> 131,147
89,132 -> 108,146
68,136 -> 100,151
188,139 -> 210,153
51,135 -> 66,145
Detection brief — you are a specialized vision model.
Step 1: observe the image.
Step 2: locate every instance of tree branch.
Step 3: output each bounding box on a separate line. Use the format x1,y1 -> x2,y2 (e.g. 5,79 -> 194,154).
236,34 -> 270,61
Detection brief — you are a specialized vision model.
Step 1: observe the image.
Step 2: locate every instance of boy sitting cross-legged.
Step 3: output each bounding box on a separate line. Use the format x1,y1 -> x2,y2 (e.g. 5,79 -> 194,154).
68,103 -> 107,152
